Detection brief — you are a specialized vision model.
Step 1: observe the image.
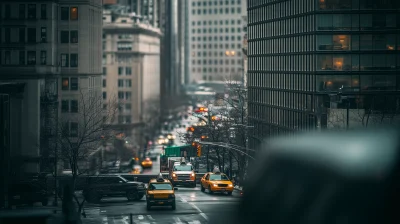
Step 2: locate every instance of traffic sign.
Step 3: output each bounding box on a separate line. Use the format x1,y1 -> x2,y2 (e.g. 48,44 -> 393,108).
164,145 -> 197,157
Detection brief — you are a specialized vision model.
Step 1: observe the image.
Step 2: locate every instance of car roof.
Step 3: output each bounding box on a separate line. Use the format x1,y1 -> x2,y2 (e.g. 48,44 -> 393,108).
149,178 -> 171,183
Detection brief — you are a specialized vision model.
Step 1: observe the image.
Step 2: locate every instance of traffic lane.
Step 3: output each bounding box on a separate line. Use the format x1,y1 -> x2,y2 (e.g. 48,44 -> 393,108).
101,213 -> 207,224
142,155 -> 160,175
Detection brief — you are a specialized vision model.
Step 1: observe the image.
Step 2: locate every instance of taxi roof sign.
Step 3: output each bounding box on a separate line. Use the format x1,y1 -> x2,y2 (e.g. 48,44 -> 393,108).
157,173 -> 165,182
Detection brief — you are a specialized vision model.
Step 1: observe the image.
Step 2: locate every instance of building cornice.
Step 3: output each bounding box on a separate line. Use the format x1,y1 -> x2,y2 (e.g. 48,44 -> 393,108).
103,25 -> 162,37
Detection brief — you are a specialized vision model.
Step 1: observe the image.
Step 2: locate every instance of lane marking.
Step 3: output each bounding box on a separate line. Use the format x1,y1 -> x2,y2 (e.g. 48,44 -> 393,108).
173,217 -> 184,224
179,196 -> 187,203
138,215 -> 144,220
102,217 -> 108,224
189,202 -> 208,221
188,221 -> 201,224
147,215 -> 155,220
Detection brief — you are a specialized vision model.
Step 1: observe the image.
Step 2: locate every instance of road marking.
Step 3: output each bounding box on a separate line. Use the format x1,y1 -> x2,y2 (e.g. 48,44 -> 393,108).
189,202 -> 208,221
102,217 -> 108,224
188,221 -> 201,224
138,215 -> 144,220
147,215 -> 155,220
179,196 -> 187,203
173,217 -> 184,224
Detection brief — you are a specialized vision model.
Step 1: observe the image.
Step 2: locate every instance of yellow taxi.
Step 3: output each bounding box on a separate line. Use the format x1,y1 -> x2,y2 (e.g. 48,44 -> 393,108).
146,174 -> 178,210
141,157 -> 153,168
200,168 -> 234,195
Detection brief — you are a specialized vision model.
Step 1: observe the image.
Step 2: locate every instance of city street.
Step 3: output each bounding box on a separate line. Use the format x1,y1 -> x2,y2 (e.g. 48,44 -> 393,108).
82,186 -> 241,224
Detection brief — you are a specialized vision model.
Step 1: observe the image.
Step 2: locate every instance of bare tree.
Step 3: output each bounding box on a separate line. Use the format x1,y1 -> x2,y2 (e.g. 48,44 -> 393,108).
55,90 -> 118,217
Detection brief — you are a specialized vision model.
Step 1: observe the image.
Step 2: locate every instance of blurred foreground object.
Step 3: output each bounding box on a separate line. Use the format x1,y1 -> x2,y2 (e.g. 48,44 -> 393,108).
0,210 -> 52,224
210,128 -> 400,224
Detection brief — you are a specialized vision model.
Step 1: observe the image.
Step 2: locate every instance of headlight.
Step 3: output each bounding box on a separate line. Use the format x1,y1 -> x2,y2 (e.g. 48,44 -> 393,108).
213,184 -> 218,187
229,184 -> 233,187
172,173 -> 176,177
191,173 -> 195,177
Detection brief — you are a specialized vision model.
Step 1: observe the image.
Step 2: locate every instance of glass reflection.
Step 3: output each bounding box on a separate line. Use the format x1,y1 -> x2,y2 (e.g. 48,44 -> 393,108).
317,75 -> 351,91
317,35 -> 351,50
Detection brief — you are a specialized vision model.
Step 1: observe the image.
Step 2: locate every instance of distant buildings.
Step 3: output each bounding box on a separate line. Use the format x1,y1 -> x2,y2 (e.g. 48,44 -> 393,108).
247,0 -> 400,149
101,9 -> 162,140
0,0 -> 103,207
188,0 -> 247,82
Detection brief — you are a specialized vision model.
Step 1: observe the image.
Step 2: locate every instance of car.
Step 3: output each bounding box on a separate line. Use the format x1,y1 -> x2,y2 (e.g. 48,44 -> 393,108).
200,168 -> 234,195
141,157 -> 153,168
170,160 -> 196,188
146,174 -> 178,210
82,175 -> 146,203
146,151 -> 158,161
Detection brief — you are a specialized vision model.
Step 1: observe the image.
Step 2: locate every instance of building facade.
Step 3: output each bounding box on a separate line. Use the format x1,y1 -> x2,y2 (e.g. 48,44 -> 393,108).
247,0 -> 400,149
188,0 -> 247,82
102,10 -> 161,137
0,0 -> 103,207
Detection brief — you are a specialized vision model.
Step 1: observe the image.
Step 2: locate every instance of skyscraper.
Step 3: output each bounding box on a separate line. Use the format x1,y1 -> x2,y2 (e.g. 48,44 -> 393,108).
247,0 -> 400,149
189,0 -> 247,82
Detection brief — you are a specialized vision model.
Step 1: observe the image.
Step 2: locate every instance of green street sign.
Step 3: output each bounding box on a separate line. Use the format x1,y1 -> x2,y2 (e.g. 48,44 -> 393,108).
165,145 -> 197,157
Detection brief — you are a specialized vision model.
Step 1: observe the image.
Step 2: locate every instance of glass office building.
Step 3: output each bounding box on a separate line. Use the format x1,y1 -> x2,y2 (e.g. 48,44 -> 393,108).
247,0 -> 400,148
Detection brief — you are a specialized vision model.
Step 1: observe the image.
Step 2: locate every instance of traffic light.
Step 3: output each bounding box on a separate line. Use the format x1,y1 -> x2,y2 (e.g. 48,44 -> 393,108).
191,142 -> 202,157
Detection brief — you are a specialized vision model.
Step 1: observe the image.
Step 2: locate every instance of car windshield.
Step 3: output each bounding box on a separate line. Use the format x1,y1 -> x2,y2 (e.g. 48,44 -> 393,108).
174,165 -> 193,171
149,183 -> 173,190
210,174 -> 229,181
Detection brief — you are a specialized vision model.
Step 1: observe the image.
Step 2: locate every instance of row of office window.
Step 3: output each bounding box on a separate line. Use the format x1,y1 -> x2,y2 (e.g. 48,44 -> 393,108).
248,72 -> 315,92
191,67 -> 239,73
0,27 -> 47,43
61,77 -> 79,91
0,3 -> 47,19
118,91 -> 132,100
193,50 -> 242,57
60,31 -> 79,43
248,15 -> 314,39
192,43 -> 243,50
249,35 -> 315,55
61,100 -> 78,113
191,7 -> 242,15
192,19 -> 242,26
249,54 -> 400,72
0,4 -> 78,20
192,0 -> 241,7
249,88 -> 314,112
191,36 -> 242,42
192,59 -> 243,65
248,0 -> 315,24
248,104 -> 316,131
115,103 -> 132,114
0,50 -> 46,66
316,74 -> 398,91
118,67 -> 132,75
192,27 -> 242,34
60,54 -> 78,67
248,12 -> 399,37
117,79 -> 132,88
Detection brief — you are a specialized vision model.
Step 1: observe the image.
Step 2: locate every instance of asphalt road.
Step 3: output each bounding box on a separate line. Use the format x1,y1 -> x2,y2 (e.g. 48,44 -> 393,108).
82,185 -> 242,224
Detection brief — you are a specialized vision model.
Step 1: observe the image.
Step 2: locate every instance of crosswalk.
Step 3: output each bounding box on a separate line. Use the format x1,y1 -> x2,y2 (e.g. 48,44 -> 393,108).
82,213 -> 206,224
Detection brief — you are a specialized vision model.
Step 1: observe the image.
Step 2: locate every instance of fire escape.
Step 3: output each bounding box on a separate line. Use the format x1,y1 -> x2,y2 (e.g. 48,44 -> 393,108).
40,77 -> 59,173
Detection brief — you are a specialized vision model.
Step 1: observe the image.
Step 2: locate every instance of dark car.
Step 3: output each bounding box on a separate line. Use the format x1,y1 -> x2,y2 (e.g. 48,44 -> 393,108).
82,175 -> 146,203
10,181 -> 48,206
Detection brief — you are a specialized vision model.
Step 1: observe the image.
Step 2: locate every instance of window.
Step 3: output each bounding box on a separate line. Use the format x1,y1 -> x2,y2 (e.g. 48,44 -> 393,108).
62,78 -> 69,90
118,80 -> 124,87
19,4 -> 25,19
70,30 -> 78,43
70,7 -> 78,20
61,100 -> 69,112
19,28 -> 25,43
70,100 -> 78,113
103,79 -> 106,87
28,4 -> 36,19
41,4 -> 46,19
61,31 -> 69,43
125,92 -> 131,100
5,51 -> 11,65
118,91 -> 124,99
27,28 -> 36,43
317,35 -> 351,50
125,80 -> 132,87
5,28 -> 10,43
40,51 -> 46,65
40,27 -> 47,42
103,67 -> 107,75
117,42 -> 132,51
61,54 -> 69,67
103,92 -> 107,99
118,67 -> 123,75
5,4 -> 10,19
70,78 -> 78,90
61,7 -> 69,20
19,51 -> 25,65
70,122 -> 78,137
27,51 -> 36,65
126,67 -> 132,75
70,54 -> 78,67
